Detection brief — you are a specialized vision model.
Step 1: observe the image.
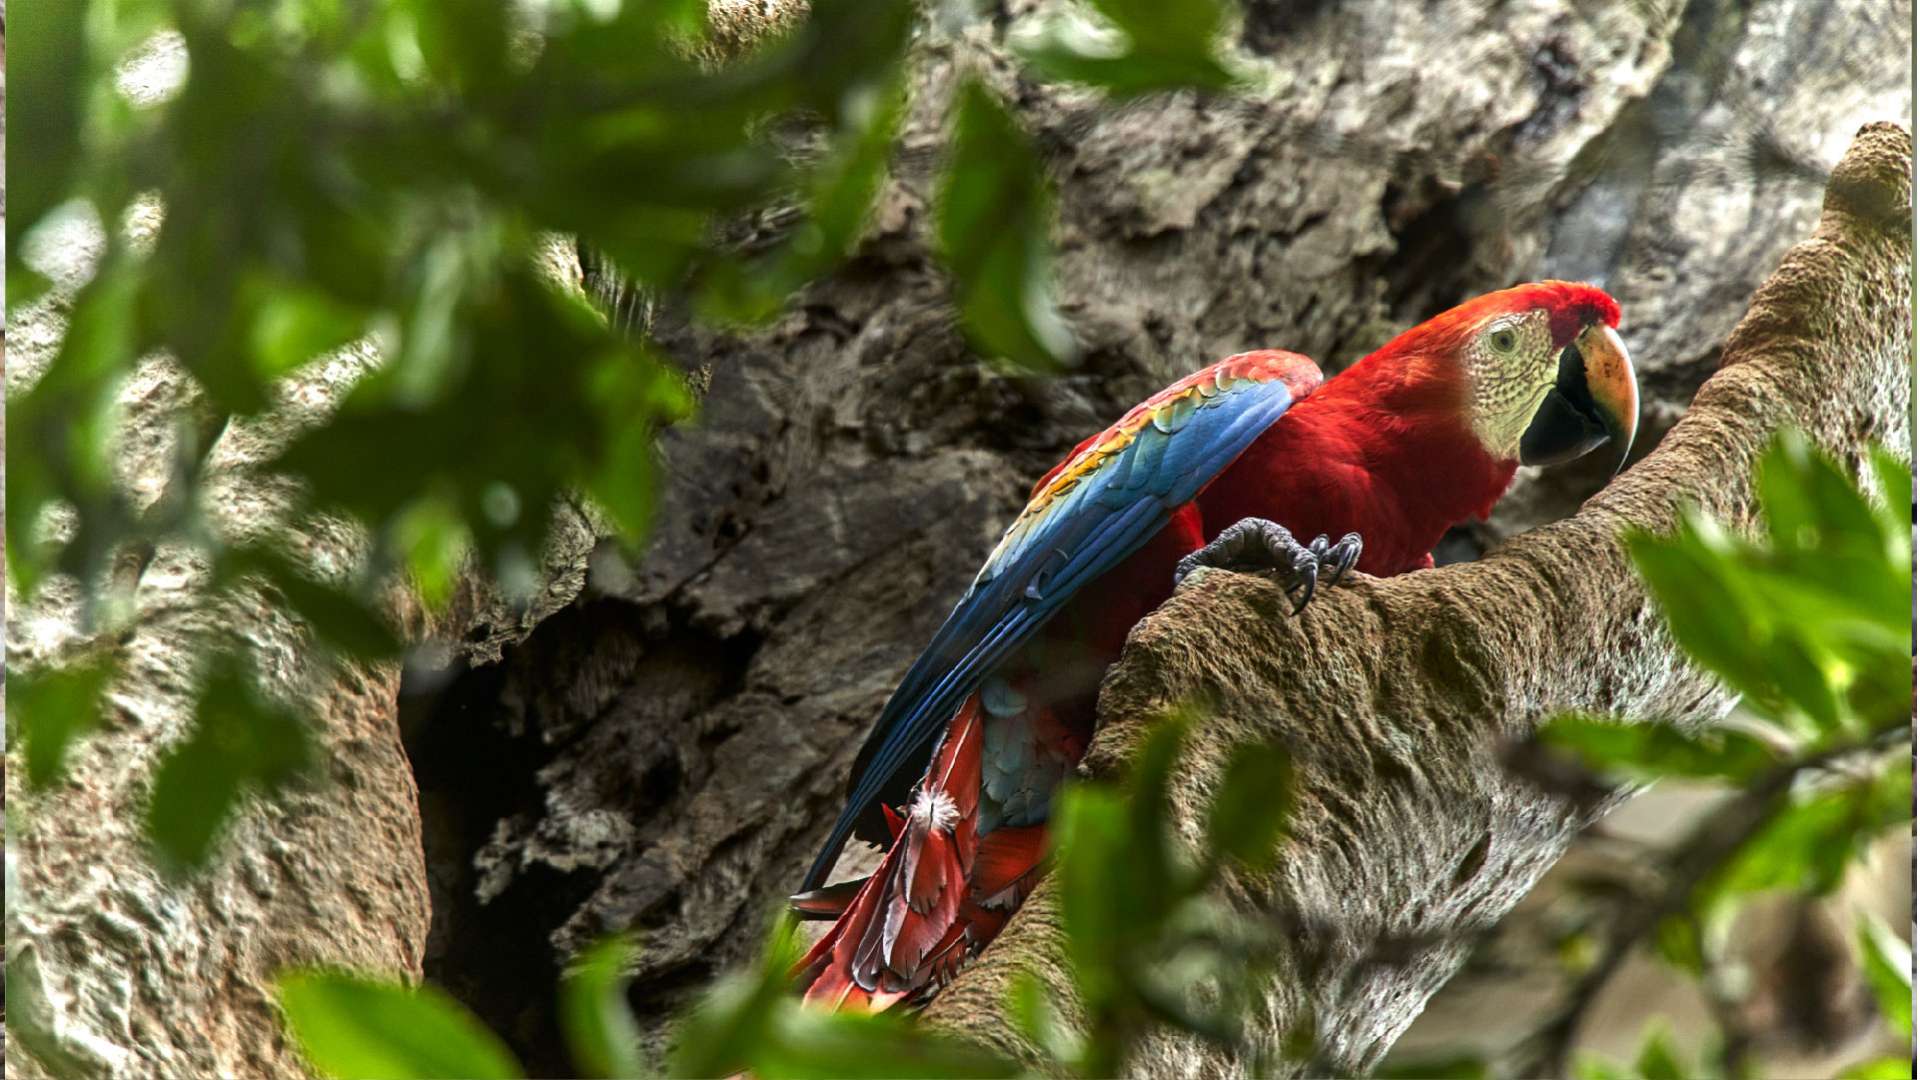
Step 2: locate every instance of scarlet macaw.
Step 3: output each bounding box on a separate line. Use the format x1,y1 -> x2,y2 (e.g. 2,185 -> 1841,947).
792,282 -> 1639,1009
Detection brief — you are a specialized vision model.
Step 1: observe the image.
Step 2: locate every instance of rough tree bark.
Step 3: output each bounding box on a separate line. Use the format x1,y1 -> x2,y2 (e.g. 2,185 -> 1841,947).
4,341 -> 435,1077
918,122 -> 1912,1076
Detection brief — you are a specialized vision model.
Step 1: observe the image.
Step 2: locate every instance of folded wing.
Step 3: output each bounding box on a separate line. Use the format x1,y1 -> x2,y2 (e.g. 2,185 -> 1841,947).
801,350 -> 1323,891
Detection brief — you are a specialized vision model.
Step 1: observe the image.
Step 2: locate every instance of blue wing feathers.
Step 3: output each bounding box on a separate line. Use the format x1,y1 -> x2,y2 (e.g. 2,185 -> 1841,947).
802,367 -> 1309,890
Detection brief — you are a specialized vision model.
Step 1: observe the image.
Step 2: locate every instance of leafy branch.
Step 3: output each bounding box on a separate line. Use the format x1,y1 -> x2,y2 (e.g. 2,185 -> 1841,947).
1515,721 -> 1910,1079
1391,432 -> 1915,1080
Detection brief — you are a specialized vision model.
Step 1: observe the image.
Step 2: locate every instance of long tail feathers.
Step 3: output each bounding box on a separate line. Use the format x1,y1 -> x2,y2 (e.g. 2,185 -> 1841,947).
793,695 -> 1048,1011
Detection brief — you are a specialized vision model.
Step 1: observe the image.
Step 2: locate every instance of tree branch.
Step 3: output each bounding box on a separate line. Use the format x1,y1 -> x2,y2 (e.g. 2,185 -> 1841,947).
1517,722 -> 1913,1077
921,122 -> 1913,1076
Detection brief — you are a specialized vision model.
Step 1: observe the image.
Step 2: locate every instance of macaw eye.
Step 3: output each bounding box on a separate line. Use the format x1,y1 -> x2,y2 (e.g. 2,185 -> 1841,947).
1488,328 -> 1518,353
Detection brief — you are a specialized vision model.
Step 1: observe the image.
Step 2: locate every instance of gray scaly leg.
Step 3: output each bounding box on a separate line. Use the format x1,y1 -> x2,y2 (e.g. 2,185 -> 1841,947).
1173,519 -> 1362,614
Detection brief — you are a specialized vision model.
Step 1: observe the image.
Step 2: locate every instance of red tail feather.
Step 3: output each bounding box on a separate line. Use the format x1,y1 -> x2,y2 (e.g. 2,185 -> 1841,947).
971,825 -> 1048,903
796,695 -> 1050,1010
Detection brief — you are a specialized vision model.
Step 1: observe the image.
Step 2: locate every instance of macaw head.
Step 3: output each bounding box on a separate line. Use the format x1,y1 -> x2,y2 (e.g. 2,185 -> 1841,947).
1390,281 -> 1640,473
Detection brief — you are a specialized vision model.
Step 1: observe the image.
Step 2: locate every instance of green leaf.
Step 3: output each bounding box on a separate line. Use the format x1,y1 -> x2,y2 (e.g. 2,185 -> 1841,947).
1126,711 -> 1194,903
938,80 -> 1077,372
9,0 -> 91,240
757,1009 -> 1018,1079
400,0 -> 511,98
1836,1056 -> 1914,1080
1626,527 -> 1773,704
580,346 -> 694,544
1536,715 -> 1779,784
146,652 -> 314,872
1712,759 -> 1912,901
11,654 -> 120,789
244,274 -> 369,381
1205,741 -> 1293,873
1052,783 -> 1135,1012
1747,435 -> 1909,682
142,17 -> 383,414
10,263 -> 54,312
8,260 -> 144,596
1571,1053 -> 1636,1080
1626,519 -> 1843,732
520,0 -> 913,290
395,496 -> 471,613
270,264 -> 687,588
1857,912 -> 1913,1039
1757,431 -> 1884,564
1620,432 -> 1914,736
278,971 -> 524,1080
670,917 -> 1014,1079
1651,916 -> 1703,975
1867,447 -> 1914,544
697,74 -> 908,323
1006,971 -> 1083,1066
1372,1053 -> 1490,1079
669,918 -> 794,1079
215,546 -> 403,660
1015,0 -> 1241,97
561,935 -> 648,1079
1632,1025 -> 1686,1080
148,733 -> 249,871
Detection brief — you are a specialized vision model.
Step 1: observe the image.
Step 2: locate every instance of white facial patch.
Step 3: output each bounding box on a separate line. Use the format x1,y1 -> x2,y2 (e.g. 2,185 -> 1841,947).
1464,309 -> 1558,460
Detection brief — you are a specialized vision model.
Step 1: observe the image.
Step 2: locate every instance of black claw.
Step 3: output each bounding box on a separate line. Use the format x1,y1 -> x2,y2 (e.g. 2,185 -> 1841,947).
1289,559 -> 1318,615
1324,532 -> 1362,586
1174,519 -> 1365,614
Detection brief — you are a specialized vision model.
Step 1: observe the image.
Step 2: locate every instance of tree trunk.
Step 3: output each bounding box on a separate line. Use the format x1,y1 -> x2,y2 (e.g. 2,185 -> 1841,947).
5,344 -> 436,1079
918,121 -> 1913,1074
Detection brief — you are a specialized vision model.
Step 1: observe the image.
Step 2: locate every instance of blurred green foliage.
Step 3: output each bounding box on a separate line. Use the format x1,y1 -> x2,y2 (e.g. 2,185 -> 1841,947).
278,971 -> 525,1079
1622,434 -> 1910,737
561,936 -> 651,1080
144,649 -> 317,872
1039,713 -> 1293,1075
938,79 -> 1076,373
1014,0 -> 1241,97
274,711 -> 1298,1079
666,921 -> 1018,1080
10,652 -> 120,790
6,0 -> 1237,872
1856,913 -> 1913,1042
1511,432 -> 1914,1080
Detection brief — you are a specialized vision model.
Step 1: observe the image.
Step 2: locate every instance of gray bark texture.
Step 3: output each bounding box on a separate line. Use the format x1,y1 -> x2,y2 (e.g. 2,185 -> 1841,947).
3,1 -> 1911,1077
5,344 -> 434,1080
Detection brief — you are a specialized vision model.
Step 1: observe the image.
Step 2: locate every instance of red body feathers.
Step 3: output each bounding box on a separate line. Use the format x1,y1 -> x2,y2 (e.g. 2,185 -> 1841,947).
797,283 -> 1622,1009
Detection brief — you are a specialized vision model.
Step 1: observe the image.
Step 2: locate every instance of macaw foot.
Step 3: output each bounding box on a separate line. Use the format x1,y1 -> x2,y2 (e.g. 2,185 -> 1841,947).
1173,519 -> 1362,614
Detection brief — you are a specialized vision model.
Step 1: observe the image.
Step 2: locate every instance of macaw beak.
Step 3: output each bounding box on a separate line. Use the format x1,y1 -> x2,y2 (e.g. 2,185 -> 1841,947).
1518,323 -> 1639,473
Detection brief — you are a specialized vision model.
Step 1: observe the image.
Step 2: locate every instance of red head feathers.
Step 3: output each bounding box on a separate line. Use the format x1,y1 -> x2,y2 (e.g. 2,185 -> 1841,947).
1369,280 -> 1622,364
